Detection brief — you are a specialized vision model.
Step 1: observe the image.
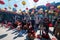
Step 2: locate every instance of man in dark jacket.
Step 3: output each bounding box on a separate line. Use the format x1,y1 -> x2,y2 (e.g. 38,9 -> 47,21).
43,18 -> 49,34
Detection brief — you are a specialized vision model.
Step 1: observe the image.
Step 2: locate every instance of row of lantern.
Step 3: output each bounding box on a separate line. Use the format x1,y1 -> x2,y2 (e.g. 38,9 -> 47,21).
1,5 -> 60,13
13,0 -> 39,7
12,1 -> 26,8
0,0 -> 39,7
0,0 -> 60,13
0,0 -> 60,8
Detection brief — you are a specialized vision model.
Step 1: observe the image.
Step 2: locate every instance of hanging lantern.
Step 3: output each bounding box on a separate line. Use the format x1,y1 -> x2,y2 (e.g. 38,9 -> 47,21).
26,8 -> 28,10
22,1 -> 26,5
0,0 -> 5,5
33,0 -> 39,3
57,5 -> 60,9
14,4 -> 18,7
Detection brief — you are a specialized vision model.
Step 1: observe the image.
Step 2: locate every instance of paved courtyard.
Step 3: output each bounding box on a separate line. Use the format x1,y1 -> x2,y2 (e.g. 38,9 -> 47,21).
0,27 -> 57,40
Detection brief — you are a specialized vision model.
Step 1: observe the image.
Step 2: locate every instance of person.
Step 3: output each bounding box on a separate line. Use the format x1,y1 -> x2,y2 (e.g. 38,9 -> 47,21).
25,12 -> 30,23
26,22 -> 36,40
55,18 -> 60,40
48,21 -> 54,35
27,29 -> 36,40
16,22 -> 22,31
38,8 -> 44,27
53,18 -> 57,34
34,13 -> 39,31
12,21 -> 18,28
38,8 -> 44,21
43,18 -> 49,34
48,10 -> 55,21
30,11 -> 35,29
44,10 -> 48,17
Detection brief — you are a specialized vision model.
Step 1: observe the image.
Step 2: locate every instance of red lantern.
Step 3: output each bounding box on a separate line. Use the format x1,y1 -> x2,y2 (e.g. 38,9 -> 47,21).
46,3 -> 51,7
0,0 -> 5,5
33,0 -> 38,3
14,4 -> 17,7
26,8 -> 28,10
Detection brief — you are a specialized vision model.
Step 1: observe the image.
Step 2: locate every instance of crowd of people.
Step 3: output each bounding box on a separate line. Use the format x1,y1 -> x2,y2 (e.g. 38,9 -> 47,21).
0,4 -> 60,40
